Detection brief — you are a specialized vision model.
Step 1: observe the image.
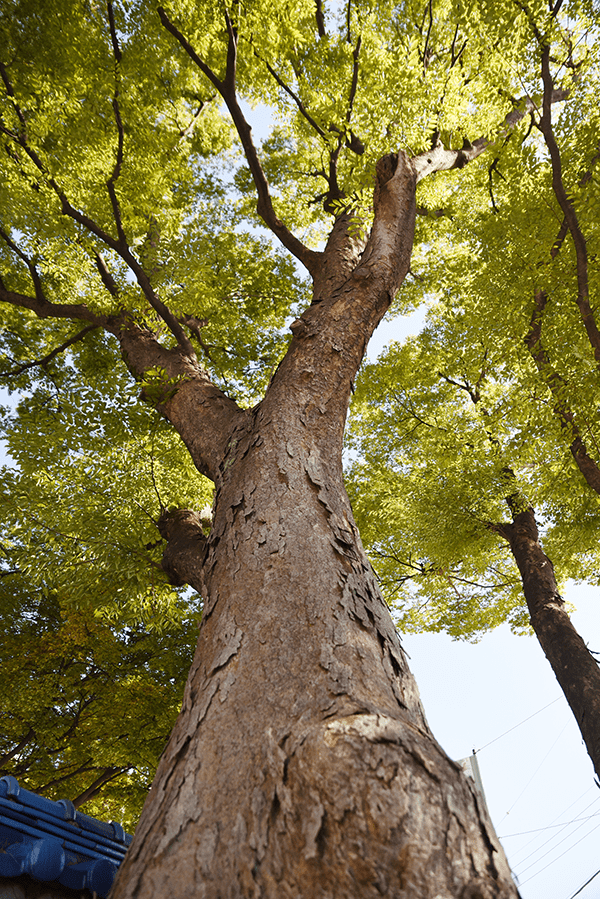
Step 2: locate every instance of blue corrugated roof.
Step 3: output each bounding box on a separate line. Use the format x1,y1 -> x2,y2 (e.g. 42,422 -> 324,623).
0,776 -> 132,897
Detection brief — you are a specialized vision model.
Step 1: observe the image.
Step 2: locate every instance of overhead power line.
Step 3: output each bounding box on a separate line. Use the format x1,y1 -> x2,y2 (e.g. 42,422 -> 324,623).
502,784 -> 596,859
475,698 -> 560,754
566,866 -> 600,899
517,816 -> 600,885
509,794 -> 600,867
498,723 -> 569,826
500,811 -> 600,838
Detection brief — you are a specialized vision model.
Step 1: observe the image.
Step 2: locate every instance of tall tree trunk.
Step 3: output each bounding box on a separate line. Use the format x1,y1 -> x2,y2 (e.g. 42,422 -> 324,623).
110,154 -> 519,898
498,507 -> 600,780
112,421 -> 517,898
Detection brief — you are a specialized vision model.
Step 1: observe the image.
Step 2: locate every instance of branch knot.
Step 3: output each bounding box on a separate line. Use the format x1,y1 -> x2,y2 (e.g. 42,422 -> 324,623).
158,508 -> 208,588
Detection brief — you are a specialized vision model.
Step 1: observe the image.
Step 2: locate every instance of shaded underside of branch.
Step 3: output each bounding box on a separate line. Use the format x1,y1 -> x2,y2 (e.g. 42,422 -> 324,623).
412,89 -> 569,181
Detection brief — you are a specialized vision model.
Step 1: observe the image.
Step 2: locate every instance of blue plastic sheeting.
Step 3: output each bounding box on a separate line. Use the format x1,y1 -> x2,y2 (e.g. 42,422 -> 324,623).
0,776 -> 132,897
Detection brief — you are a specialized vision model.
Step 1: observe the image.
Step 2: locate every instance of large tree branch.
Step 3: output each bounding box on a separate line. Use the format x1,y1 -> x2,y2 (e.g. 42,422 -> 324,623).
157,6 -> 322,277
72,766 -> 125,808
117,322 -> 246,482
264,153 -> 416,445
0,249 -> 244,482
354,152 -> 417,290
106,0 -> 127,248
0,66 -> 196,357
496,502 -> 600,780
538,48 -> 600,366
0,281 -> 109,328
412,89 -> 569,181
525,290 -> 600,495
315,0 -> 326,37
158,508 -> 207,590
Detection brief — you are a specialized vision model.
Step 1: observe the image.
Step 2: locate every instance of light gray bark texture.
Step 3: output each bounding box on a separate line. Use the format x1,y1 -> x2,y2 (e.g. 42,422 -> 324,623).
110,155 -> 519,899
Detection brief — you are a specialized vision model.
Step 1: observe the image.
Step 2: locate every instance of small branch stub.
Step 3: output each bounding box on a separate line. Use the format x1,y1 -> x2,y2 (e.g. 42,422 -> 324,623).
158,508 -> 208,588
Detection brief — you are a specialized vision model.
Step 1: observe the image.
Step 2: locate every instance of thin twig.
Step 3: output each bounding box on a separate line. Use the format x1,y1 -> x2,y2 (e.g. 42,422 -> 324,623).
0,324 -> 97,377
157,6 -> 322,276
422,0 -> 433,73
259,56 -> 326,138
346,35 -> 362,125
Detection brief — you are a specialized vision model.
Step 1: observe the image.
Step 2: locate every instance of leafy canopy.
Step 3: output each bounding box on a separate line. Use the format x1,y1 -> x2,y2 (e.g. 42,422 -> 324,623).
346,18 -> 600,638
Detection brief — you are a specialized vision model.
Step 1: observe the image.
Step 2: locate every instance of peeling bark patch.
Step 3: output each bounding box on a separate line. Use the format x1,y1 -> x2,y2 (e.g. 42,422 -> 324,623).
303,795 -> 326,859
192,678 -> 219,728
319,642 -> 352,694
209,625 -> 244,675
305,450 -> 325,487
195,825 -> 219,876
219,667 -> 237,703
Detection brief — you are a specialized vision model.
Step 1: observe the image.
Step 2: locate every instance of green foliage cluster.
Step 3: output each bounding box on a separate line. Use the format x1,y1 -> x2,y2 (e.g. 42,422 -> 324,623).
1,332 -> 212,621
0,582 -> 197,833
0,336 -> 206,825
346,12 -> 600,639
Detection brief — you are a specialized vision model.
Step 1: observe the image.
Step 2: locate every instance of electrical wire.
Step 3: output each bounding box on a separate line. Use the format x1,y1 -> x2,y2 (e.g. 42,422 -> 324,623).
498,722 -> 569,826
501,784 -> 596,858
516,814 -> 600,884
508,793 -> 600,867
499,811 -> 600,838
566,865 -> 600,899
475,697 -> 560,753
460,685 -> 598,893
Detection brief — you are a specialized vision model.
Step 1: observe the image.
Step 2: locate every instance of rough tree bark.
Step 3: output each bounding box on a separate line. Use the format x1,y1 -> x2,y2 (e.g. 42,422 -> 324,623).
107,155 -> 519,898
496,506 -> 600,782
